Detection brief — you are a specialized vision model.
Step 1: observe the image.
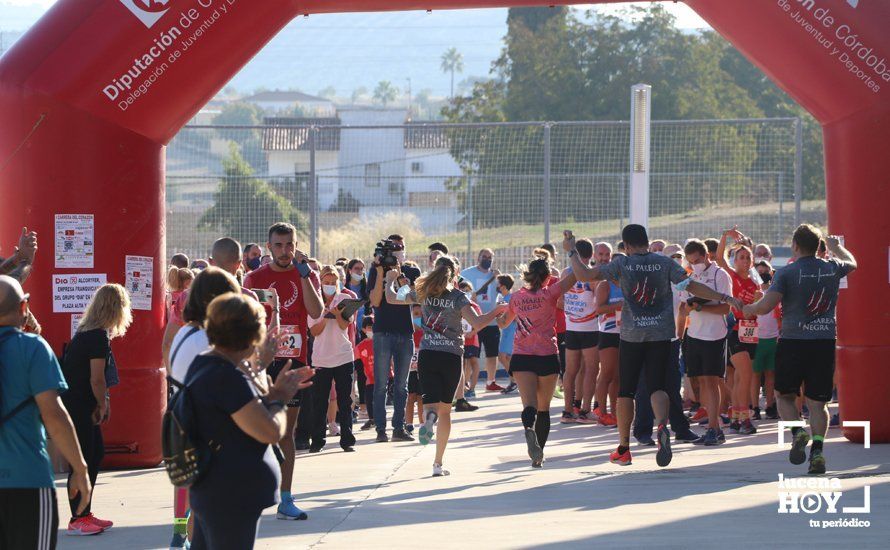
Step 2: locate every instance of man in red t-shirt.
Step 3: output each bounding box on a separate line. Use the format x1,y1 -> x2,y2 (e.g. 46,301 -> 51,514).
242,222 -> 322,521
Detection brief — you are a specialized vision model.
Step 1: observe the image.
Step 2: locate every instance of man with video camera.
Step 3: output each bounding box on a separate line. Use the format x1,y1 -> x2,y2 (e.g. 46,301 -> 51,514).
367,234 -> 421,443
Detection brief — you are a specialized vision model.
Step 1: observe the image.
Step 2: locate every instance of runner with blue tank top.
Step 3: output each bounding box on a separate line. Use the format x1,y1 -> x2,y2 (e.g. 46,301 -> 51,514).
594,257 -> 622,427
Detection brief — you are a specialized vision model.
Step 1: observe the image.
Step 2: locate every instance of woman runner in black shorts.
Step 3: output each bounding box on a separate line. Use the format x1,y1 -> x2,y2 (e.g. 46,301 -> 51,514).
385,256 -> 507,476
497,256 -> 577,468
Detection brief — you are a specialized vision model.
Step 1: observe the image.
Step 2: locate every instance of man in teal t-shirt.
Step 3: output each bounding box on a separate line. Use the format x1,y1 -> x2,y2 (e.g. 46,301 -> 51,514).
0,275 -> 91,548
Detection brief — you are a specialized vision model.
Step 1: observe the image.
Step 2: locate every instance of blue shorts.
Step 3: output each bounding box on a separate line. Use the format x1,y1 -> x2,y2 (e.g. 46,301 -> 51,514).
499,323 -> 517,355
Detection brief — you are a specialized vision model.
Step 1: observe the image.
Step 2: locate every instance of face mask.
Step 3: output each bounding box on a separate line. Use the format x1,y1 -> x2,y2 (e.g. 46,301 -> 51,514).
760,272 -> 772,284
322,284 -> 338,296
755,255 -> 769,263
412,317 -> 422,328
394,251 -> 406,263
246,257 -> 261,270
350,272 -> 363,283
479,258 -> 492,270
364,330 -> 373,339
464,292 -> 473,301
691,262 -> 707,274
396,284 -> 411,301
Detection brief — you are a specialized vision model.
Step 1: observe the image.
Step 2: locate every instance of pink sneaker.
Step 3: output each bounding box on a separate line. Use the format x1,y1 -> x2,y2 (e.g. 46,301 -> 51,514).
576,411 -> 597,424
67,516 -> 104,536
85,513 -> 113,530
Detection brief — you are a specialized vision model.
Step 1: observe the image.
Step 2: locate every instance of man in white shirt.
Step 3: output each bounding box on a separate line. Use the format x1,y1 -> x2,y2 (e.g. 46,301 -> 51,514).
678,239 -> 733,446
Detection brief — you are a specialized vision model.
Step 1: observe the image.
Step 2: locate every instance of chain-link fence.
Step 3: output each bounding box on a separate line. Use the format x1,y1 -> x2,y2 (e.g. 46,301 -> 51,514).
166,118 -> 816,270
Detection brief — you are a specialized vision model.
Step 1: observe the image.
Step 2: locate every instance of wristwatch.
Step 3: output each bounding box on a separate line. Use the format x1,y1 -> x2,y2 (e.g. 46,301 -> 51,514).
264,399 -> 286,414
568,249 -> 577,258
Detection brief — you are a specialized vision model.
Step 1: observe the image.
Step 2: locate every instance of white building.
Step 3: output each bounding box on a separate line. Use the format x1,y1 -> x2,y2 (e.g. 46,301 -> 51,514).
243,90 -> 336,117
260,109 -> 464,233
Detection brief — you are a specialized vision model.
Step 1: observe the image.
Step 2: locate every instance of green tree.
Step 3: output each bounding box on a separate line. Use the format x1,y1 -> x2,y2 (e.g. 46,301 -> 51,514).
373,81 -> 398,107
318,86 -> 337,99
199,143 -> 306,244
212,101 -> 263,126
440,47 -> 464,99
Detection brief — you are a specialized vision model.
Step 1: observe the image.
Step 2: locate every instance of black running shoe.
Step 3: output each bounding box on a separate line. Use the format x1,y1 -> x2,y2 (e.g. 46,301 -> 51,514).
655,424 -> 673,467
789,430 -> 810,465
375,432 -> 389,443
392,429 -> 415,442
808,450 -> 826,475
524,428 -> 544,463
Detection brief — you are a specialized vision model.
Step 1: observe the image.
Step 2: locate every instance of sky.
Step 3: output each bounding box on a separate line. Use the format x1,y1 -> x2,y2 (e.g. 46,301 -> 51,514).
0,1 -> 712,98
0,0 -> 711,29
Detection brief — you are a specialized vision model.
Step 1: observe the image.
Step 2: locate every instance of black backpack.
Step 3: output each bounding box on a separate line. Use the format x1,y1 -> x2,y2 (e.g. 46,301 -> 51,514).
0,329 -> 34,428
161,328 -> 219,487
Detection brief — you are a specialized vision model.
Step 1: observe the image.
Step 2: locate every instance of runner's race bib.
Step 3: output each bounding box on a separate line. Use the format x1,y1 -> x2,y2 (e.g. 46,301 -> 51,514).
277,325 -> 303,358
739,319 -> 758,344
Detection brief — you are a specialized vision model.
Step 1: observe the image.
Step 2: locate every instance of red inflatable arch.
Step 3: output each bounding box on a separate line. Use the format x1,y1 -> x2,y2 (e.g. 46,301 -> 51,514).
1,0 -> 887,466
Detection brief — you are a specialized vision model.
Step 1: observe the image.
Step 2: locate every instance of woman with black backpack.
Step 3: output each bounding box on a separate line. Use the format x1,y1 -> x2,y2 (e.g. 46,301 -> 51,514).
183,293 -> 312,550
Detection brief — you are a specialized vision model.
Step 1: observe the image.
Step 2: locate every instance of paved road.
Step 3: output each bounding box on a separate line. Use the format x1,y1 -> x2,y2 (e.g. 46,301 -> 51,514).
56,389 -> 889,549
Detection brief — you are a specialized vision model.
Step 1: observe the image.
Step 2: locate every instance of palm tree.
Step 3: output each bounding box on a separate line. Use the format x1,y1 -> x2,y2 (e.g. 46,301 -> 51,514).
373,81 -> 398,107
351,86 -> 368,104
440,47 -> 464,99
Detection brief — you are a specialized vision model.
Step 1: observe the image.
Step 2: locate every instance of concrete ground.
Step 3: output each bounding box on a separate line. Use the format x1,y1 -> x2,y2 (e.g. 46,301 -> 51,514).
55,389 -> 889,549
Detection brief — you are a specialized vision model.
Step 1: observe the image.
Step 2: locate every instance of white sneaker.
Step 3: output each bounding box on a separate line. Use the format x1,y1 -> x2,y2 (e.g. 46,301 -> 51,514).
432,463 -> 450,477
328,422 -> 340,436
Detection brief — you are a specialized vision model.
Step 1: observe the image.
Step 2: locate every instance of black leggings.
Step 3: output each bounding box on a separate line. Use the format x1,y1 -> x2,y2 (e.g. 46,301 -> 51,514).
310,362 -> 356,449
67,407 -> 103,518
355,359 -> 367,405
190,506 -> 263,550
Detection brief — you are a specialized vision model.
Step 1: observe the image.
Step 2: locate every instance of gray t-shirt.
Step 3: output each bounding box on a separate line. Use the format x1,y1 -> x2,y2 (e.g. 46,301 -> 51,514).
769,256 -> 852,340
408,288 -> 471,356
598,253 -> 689,343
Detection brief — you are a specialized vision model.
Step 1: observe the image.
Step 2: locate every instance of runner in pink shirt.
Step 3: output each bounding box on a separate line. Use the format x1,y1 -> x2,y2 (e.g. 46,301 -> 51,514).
498,255 -> 577,468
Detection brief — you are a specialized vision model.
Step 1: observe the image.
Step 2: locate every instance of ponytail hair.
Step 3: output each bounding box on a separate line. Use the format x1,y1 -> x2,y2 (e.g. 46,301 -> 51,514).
520,256 -> 552,292
415,255 -> 459,303
166,266 -> 194,292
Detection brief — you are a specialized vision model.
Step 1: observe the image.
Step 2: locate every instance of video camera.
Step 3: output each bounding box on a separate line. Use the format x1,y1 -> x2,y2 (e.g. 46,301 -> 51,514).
374,239 -> 404,270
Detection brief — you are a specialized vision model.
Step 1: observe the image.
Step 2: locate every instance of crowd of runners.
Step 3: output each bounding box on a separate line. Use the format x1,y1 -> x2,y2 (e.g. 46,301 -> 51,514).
0,220 -> 856,550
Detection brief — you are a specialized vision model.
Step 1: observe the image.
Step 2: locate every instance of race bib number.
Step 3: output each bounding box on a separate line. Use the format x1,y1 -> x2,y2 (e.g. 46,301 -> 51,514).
277,325 -> 303,358
739,319 -> 758,344
410,351 -> 419,371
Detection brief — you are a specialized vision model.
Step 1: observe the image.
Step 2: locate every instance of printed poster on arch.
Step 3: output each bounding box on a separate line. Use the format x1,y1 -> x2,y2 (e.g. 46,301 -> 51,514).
126,255 -> 154,311
54,214 -> 94,269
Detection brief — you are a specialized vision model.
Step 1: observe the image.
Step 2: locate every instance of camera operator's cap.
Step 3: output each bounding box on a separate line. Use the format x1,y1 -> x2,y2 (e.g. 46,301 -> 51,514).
663,244 -> 684,258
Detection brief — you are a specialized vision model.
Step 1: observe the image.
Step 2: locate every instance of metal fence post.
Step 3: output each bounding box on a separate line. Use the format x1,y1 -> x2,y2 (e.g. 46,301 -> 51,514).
467,175 -> 473,262
778,173 -> 784,245
794,117 -> 803,227
309,126 -> 318,257
543,123 -> 552,245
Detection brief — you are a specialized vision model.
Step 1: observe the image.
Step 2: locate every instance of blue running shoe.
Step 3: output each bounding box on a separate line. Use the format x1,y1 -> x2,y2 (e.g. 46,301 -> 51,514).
277,497 -> 309,521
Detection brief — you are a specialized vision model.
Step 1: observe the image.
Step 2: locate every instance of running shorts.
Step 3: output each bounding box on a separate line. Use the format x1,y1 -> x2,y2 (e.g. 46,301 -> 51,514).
775,338 -> 835,402
418,350 -> 462,404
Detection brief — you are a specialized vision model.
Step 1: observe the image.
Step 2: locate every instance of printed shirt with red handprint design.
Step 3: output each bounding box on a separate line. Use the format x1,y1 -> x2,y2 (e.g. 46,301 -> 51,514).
769,256 -> 853,340
598,253 -> 689,343
509,284 -> 562,356
243,264 -> 320,363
